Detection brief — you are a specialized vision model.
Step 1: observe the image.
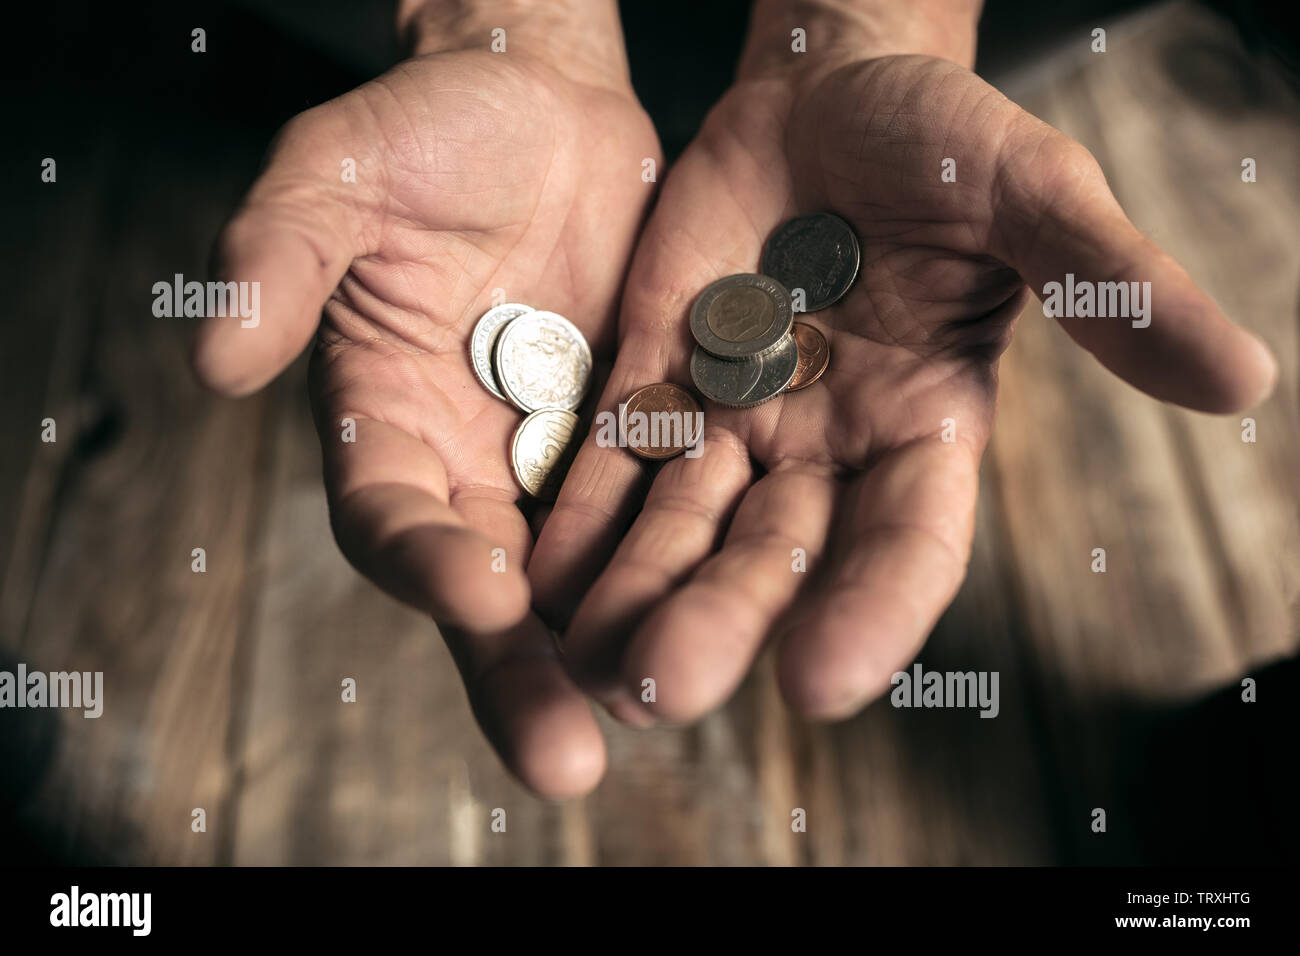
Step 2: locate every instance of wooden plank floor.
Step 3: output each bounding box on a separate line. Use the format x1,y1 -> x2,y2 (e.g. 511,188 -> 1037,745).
2,0 -> 1296,865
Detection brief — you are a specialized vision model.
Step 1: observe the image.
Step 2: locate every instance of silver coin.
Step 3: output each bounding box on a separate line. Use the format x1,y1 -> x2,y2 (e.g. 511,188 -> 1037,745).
494,311 -> 592,413
689,334 -> 799,408
511,408 -> 580,500
689,274 -> 793,359
760,212 -> 861,312
470,303 -> 533,400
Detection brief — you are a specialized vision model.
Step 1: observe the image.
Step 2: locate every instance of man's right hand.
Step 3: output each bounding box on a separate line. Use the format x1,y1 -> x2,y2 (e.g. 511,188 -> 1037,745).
192,1 -> 661,797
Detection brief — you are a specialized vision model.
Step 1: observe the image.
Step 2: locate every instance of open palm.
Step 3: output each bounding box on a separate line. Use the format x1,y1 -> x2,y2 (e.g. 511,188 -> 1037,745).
530,55 -> 1275,725
194,49 -> 660,795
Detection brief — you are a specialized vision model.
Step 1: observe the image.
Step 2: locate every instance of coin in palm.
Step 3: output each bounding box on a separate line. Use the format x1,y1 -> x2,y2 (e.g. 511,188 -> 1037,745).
511,408 -> 580,500
470,302 -> 533,401
689,334 -> 798,407
761,212 -> 860,312
784,322 -> 830,391
494,311 -> 592,413
689,273 -> 793,359
621,383 -> 702,460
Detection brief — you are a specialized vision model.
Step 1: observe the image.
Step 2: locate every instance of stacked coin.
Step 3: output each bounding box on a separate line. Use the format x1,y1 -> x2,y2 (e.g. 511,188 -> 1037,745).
688,273 -> 799,407
687,213 -> 856,407
478,213 -> 856,481
470,303 -> 591,499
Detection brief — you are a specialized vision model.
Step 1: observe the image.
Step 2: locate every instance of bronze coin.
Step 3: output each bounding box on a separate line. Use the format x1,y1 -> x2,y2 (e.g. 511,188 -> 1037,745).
705,286 -> 776,343
784,322 -> 830,391
621,383 -> 703,460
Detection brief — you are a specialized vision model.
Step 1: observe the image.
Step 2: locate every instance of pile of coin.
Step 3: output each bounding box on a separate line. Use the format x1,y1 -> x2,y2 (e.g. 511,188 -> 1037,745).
687,212 -> 857,407
470,303 -> 591,500
470,213 -> 860,488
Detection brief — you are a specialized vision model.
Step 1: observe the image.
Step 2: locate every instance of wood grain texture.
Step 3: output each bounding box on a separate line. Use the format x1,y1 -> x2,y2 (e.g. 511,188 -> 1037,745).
226,360 -> 573,866
3,138 -> 270,865
990,0 -> 1300,863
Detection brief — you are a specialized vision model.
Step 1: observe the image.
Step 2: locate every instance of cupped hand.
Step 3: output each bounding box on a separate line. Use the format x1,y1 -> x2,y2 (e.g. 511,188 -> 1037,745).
529,55 -> 1276,725
193,47 -> 661,796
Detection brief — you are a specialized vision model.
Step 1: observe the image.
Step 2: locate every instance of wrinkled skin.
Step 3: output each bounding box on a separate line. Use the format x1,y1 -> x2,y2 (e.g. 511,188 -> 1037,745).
194,51 -> 661,796
197,51 -> 1274,797
529,56 -> 1275,729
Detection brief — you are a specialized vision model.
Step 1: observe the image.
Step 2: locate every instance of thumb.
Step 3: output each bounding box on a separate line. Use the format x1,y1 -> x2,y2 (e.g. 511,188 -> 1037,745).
992,125 -> 1276,413
193,109 -> 374,397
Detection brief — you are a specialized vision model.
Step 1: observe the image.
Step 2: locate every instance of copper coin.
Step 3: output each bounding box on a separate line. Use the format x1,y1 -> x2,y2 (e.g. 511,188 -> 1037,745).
784,322 -> 830,391
621,383 -> 703,460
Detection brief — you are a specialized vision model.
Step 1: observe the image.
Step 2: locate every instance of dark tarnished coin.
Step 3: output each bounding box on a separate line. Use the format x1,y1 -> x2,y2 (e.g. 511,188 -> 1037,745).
760,212 -> 860,312
689,334 -> 799,408
511,408 -> 579,500
784,322 -> 830,391
621,383 -> 703,460
689,273 -> 793,359
470,302 -> 533,401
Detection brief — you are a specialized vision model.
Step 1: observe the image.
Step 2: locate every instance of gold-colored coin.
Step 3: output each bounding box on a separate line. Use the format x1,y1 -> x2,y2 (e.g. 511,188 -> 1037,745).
510,408 -> 579,500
